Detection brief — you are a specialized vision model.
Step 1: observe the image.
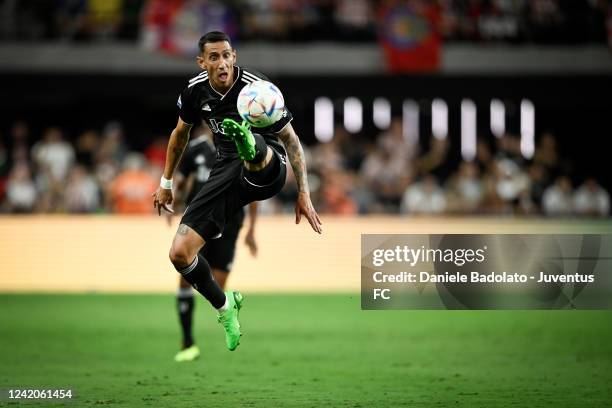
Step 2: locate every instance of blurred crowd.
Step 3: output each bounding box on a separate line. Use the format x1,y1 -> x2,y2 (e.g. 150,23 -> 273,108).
300,120 -> 610,217
0,0 -> 609,45
0,121 -> 162,214
0,119 -> 609,217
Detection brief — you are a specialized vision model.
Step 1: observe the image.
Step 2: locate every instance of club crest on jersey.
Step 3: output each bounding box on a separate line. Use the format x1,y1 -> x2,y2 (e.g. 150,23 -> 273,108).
202,103 -> 211,111
208,118 -> 225,135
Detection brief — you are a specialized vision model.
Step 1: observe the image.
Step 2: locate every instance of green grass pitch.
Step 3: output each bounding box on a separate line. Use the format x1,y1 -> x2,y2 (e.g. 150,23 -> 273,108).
1,294 -> 611,407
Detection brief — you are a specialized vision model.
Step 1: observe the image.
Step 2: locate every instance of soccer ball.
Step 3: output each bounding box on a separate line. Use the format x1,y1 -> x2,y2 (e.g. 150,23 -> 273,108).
237,80 -> 285,128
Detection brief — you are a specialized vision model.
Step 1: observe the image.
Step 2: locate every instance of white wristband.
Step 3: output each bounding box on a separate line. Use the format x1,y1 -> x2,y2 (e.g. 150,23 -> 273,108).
160,176 -> 173,190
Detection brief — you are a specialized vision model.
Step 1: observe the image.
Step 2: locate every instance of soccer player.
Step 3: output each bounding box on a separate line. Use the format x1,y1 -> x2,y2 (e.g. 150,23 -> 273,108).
153,31 -> 322,352
173,130 -> 258,362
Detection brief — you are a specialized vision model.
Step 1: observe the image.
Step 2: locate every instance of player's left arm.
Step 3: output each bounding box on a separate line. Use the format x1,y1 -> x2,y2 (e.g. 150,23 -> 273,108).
244,202 -> 258,257
277,123 -> 322,234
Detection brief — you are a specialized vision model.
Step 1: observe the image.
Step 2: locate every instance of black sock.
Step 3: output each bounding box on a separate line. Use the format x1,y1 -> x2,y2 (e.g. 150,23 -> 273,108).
177,254 -> 226,309
247,133 -> 268,164
245,150 -> 279,185
177,288 -> 195,348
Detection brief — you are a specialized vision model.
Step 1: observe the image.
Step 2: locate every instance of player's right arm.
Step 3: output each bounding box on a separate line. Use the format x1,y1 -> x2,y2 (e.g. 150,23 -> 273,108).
153,117 -> 193,215
277,123 -> 322,234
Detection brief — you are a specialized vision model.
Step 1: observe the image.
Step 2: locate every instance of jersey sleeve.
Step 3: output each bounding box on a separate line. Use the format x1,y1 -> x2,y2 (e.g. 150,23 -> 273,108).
177,86 -> 199,125
258,106 -> 293,134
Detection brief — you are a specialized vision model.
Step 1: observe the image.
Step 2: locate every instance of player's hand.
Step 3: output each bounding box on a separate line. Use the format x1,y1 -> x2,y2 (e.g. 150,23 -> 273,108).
295,192 -> 322,234
152,187 -> 174,216
245,228 -> 258,257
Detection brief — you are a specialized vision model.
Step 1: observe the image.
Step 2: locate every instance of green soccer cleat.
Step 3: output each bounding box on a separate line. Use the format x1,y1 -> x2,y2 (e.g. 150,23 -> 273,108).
174,345 -> 200,362
217,291 -> 244,351
222,118 -> 256,161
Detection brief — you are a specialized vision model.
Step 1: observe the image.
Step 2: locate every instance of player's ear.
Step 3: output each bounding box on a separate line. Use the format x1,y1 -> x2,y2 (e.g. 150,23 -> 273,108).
196,55 -> 206,70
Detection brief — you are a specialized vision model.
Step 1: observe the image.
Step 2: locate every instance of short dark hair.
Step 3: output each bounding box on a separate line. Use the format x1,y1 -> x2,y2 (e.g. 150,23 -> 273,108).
198,31 -> 231,54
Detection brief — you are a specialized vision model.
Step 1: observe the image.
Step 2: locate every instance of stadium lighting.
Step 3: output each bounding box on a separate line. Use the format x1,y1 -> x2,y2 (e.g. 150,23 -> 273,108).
344,97 -> 363,134
432,98 -> 448,140
373,97 -> 391,129
490,99 -> 505,138
520,99 -> 535,159
461,99 -> 477,161
402,99 -> 419,145
314,97 -> 334,142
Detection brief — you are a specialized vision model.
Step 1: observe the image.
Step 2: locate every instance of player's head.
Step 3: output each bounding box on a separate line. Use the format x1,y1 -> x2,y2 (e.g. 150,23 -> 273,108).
197,31 -> 236,90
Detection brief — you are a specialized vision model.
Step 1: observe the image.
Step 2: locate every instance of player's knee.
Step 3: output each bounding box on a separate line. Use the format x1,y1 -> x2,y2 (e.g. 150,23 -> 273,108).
169,245 -> 194,270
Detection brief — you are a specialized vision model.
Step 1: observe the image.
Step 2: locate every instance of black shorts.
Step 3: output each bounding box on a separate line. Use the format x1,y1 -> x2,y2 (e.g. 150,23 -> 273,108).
199,208 -> 245,272
181,140 -> 287,241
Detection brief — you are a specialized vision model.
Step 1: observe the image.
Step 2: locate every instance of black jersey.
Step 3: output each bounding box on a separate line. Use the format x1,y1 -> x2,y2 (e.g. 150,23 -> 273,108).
177,65 -> 293,160
177,136 -> 217,205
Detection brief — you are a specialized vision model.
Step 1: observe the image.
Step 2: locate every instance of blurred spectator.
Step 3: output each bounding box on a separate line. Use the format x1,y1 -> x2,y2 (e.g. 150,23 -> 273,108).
5,162 -> 37,213
542,176 -> 573,216
400,174 -> 446,215
87,0 -> 124,40
165,1 -> 236,55
525,163 -> 548,212
445,161 -> 483,213
31,127 -> 75,212
573,178 -> 610,217
378,118 -> 417,167
316,126 -> 367,172
416,136 -> 450,179
144,135 -> 168,170
495,134 -> 523,167
494,157 -> 529,213
140,0 -> 182,50
54,0 -> 144,42
533,132 -> 562,180
475,138 -> 495,175
75,130 -> 100,170
64,165 -> 101,213
479,172 -> 506,214
360,147 -> 410,211
242,0 -> 292,41
309,139 -> 346,174
334,0 -> 375,41
98,121 -> 128,164
319,170 -> 358,215
109,152 -> 157,214
9,121 -> 32,165
31,127 -> 75,182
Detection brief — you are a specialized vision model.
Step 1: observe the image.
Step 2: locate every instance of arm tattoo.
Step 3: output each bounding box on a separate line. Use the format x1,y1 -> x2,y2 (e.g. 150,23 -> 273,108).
172,145 -> 184,158
177,224 -> 189,235
173,131 -> 189,157
279,128 -> 309,193
176,131 -> 189,145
